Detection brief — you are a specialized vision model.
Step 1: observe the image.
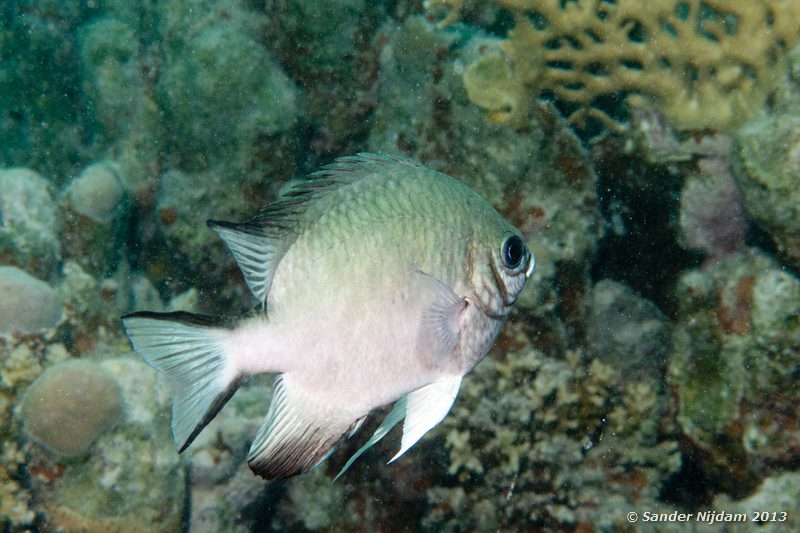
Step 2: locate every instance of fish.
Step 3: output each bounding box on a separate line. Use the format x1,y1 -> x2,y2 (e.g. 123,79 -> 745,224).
122,153 -> 534,480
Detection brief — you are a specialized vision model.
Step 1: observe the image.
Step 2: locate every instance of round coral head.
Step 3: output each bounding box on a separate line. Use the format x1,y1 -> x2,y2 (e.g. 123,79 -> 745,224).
20,360 -> 123,457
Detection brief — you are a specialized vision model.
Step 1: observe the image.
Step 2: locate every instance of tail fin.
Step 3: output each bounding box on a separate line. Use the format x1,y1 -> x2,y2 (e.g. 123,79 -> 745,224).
121,311 -> 241,451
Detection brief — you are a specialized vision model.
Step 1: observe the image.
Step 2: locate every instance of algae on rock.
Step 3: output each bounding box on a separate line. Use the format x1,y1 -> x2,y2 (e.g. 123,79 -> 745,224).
735,112 -> 800,270
668,249 -> 800,494
0,169 -> 61,278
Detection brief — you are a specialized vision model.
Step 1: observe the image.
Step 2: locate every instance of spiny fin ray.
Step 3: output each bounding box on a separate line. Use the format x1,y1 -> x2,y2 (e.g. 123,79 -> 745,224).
334,400 -> 406,480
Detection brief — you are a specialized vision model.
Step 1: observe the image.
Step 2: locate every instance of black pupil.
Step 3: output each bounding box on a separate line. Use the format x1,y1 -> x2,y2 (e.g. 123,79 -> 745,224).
503,236 -> 524,268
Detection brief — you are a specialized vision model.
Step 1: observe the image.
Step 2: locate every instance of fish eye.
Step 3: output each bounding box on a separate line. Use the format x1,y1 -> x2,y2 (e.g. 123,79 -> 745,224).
501,235 -> 526,270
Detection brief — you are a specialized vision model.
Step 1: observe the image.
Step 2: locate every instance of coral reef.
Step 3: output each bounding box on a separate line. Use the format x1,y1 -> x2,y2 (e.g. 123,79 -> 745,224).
61,161 -> 129,277
425,338 -> 679,531
438,0 -> 800,131
734,112 -> 800,270
154,170 -> 235,280
156,0 -> 301,174
20,359 -> 123,457
0,266 -> 63,336
679,155 -> 747,262
77,13 -> 163,195
64,161 -> 126,224
265,0 -> 383,158
714,473 -> 800,532
0,442 -> 35,526
1,333 -> 70,529
55,261 -> 127,355
31,356 -> 187,533
0,168 -> 60,278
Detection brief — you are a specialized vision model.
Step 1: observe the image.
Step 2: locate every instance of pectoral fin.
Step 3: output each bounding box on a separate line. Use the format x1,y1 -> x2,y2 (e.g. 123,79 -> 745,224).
389,375 -> 462,463
413,270 -> 467,362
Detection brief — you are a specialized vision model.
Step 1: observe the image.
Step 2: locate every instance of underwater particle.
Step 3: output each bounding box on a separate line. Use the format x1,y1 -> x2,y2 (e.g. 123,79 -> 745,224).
64,161 -> 126,224
0,168 -> 61,278
20,359 -> 123,457
0,266 -> 63,335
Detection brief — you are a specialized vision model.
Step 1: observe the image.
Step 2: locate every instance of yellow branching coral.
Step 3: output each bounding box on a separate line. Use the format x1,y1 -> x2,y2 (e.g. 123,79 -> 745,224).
450,0 -> 800,130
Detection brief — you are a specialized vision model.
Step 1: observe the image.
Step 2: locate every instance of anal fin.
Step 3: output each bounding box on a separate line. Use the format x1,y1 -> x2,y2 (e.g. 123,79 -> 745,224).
247,377 -> 358,480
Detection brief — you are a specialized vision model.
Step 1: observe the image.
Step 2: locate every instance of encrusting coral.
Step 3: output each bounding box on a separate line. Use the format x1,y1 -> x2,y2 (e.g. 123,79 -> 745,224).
444,0 -> 800,131
424,321 -> 679,530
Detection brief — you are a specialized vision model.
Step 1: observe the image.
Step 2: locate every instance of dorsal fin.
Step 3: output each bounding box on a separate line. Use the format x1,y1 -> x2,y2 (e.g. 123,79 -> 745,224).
207,220 -> 287,307
209,153 -> 425,305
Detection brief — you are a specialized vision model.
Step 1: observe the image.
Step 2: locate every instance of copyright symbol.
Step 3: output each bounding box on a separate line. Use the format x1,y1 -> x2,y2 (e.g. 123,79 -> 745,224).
627,512 -> 638,523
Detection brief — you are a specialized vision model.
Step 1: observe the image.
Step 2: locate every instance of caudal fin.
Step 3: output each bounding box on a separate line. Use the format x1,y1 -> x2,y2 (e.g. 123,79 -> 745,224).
121,311 -> 241,451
